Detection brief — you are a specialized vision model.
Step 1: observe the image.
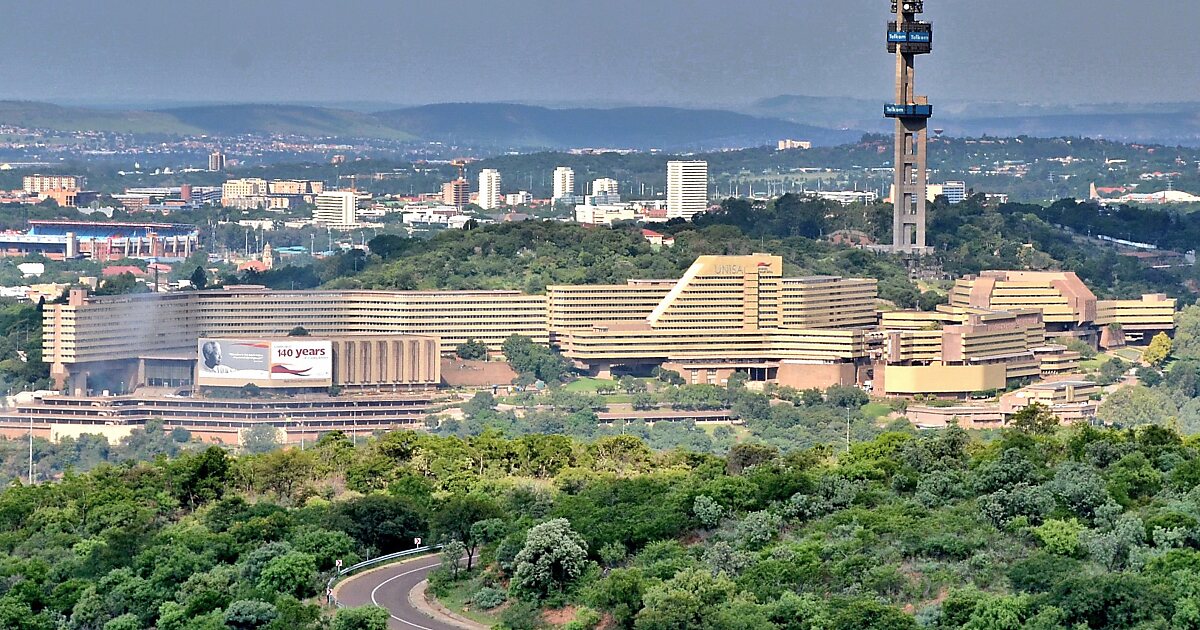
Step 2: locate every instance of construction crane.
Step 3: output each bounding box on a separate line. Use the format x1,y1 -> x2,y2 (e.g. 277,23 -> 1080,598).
335,173 -> 359,191
451,159 -> 469,182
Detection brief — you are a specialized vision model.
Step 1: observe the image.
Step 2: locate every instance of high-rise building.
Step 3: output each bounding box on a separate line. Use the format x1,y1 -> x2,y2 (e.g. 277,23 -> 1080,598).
442,179 -> 469,209
221,178 -> 269,207
268,180 -> 324,195
592,178 -> 619,195
666,161 -> 709,220
478,169 -> 502,210
313,191 -> 359,229
941,181 -> 967,204
23,175 -> 83,194
885,0 -> 934,252
208,151 -> 227,172
553,167 -> 575,202
506,191 -> 533,207
777,139 -> 813,151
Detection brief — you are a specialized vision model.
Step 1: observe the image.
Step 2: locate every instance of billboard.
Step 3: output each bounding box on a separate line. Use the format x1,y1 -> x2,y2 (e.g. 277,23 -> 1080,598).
197,339 -> 333,388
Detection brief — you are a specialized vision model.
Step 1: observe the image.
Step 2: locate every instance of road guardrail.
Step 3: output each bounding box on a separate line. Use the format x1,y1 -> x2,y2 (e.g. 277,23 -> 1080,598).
326,544 -> 445,608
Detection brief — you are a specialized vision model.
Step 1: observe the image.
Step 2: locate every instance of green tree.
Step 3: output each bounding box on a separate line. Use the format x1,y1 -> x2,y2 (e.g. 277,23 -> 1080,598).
431,495 -> 502,570
332,606 -> 390,630
825,385 -> 868,409
830,599 -> 919,630
631,393 -> 656,411
503,334 -> 571,382
461,391 -> 497,419
1033,519 -> 1084,556
692,495 -> 725,528
511,518 -> 590,601
103,614 -> 141,630
619,376 -> 647,394
1047,461 -> 1109,519
634,568 -> 737,630
1098,357 -> 1128,386
1097,385 -> 1176,427
169,446 -> 230,509
222,600 -> 278,630
257,552 -> 318,599
440,540 -> 467,580
456,338 -> 489,361
585,569 -> 646,629
95,271 -> 149,296
242,424 -> 281,455
962,595 -> 1031,630
1009,402 -> 1059,435
1144,332 -> 1172,366
367,234 -> 410,261
326,494 -> 426,552
287,326 -> 309,337
1174,305 -> 1200,360
189,267 -> 208,291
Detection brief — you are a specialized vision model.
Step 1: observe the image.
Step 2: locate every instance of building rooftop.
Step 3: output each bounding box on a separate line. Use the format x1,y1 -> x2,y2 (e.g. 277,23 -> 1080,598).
1024,380 -> 1097,391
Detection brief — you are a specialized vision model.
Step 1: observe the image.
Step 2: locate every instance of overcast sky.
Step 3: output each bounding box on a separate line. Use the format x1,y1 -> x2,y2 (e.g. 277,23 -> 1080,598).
5,0 -> 1198,108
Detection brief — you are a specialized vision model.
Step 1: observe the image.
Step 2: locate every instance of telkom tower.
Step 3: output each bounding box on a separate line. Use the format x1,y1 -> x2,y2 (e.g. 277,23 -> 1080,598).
886,0 -> 933,253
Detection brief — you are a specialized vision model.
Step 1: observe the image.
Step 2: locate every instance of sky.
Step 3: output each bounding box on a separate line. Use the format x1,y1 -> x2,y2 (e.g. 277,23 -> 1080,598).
4,0 -> 1198,109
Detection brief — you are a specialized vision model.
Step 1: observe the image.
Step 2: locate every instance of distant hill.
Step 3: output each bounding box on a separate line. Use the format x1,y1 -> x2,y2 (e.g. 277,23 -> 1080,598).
372,103 -> 859,150
0,101 -> 200,135
160,104 -> 415,141
748,95 -> 886,133
0,100 -> 858,150
947,111 -> 1200,146
10,97 -> 1199,149
750,94 -> 1200,146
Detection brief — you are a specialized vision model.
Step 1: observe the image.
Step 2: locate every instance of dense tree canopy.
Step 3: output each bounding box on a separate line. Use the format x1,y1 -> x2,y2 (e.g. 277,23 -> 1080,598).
0,410 -> 1198,629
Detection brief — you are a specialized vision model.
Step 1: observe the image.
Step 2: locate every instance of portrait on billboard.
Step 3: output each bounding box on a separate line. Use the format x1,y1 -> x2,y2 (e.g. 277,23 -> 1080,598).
197,340 -> 271,382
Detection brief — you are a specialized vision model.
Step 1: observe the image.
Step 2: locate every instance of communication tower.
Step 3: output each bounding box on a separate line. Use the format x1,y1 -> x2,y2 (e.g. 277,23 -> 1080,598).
886,0 -> 934,252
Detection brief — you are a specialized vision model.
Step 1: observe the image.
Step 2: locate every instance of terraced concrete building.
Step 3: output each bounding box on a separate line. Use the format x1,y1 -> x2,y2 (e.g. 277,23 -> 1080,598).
41,255 -> 1178,399
43,287 -> 547,393
951,271 -> 1177,343
552,254 -> 879,387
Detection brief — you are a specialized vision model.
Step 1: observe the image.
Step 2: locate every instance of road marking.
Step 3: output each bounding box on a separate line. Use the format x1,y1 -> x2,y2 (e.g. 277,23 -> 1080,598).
370,560 -> 442,630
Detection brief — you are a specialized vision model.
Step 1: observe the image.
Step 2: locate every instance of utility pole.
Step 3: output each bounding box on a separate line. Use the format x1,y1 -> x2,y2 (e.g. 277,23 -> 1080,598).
28,402 -> 34,484
845,406 -> 851,454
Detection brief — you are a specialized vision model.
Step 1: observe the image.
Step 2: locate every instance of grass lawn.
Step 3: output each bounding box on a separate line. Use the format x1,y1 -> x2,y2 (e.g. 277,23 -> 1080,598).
1080,353 -> 1114,371
862,401 -> 894,421
700,423 -> 750,440
563,377 -> 619,392
1115,347 -> 1144,362
1081,348 -> 1143,372
434,578 -> 505,627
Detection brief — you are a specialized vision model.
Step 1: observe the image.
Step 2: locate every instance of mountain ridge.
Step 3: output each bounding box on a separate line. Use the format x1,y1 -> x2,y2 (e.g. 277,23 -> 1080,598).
0,100 -> 859,151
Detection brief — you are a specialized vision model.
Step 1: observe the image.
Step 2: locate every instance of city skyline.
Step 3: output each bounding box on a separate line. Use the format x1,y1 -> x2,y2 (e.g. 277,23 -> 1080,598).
4,0 -> 1198,107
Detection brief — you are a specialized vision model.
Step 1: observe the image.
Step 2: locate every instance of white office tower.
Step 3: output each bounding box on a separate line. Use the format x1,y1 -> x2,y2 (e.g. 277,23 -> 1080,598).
666,161 -> 709,219
478,169 -> 503,210
313,191 -> 359,229
553,167 -> 575,202
592,178 -> 619,195
942,181 -> 967,204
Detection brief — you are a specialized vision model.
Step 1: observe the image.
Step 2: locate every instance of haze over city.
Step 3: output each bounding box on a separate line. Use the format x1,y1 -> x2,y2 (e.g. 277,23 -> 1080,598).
5,0 -> 1199,106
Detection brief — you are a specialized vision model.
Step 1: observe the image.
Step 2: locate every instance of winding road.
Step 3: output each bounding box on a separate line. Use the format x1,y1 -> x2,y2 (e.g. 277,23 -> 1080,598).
335,554 -> 484,630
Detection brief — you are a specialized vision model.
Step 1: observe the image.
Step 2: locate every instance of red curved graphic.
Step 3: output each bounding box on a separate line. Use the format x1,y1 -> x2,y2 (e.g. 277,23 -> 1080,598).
271,364 -> 313,376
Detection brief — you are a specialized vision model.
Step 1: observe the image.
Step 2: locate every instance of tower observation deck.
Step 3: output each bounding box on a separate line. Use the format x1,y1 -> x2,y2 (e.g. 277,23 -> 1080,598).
886,0 -> 934,253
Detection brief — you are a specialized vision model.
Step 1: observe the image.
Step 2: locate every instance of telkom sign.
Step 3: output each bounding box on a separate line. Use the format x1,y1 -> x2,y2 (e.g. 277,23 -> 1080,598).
197,338 -> 333,387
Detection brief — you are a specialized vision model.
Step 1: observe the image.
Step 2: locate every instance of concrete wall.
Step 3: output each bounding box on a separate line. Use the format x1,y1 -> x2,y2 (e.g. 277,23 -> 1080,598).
776,362 -> 857,390
880,364 -> 1007,396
